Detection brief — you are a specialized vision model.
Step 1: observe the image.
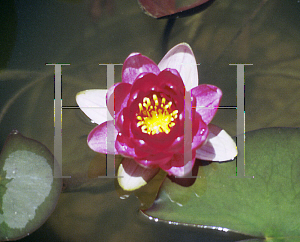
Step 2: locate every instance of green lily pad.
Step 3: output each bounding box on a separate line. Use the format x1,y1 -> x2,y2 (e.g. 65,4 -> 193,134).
144,127 -> 300,241
0,130 -> 62,241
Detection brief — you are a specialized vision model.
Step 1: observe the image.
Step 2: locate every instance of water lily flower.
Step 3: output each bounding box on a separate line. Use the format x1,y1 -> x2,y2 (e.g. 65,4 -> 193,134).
76,43 -> 237,191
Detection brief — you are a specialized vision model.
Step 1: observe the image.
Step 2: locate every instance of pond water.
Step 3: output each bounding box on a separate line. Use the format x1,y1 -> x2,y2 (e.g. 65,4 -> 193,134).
0,0 -> 300,241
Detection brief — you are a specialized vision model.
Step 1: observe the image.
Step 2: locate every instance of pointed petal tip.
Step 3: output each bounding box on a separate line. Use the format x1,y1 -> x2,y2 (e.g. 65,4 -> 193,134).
76,89 -> 109,125
76,89 -> 107,109
126,52 -> 141,59
75,90 -> 89,106
175,42 -> 192,50
122,52 -> 160,84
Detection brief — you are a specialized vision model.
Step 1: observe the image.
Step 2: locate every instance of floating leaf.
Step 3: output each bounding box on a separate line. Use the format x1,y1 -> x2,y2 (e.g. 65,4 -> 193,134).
0,130 -> 62,241
138,0 -> 214,19
144,128 -> 300,241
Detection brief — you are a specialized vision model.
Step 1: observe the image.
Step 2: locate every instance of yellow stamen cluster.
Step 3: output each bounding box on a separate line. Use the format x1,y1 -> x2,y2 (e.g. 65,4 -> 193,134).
136,94 -> 178,135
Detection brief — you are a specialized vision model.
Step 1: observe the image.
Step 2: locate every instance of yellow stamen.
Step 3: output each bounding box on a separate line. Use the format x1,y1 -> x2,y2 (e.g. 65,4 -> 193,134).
139,103 -> 143,112
136,94 -> 178,135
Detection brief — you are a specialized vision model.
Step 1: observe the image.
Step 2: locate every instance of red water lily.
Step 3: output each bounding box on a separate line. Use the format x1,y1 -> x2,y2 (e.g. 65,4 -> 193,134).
77,43 -> 237,191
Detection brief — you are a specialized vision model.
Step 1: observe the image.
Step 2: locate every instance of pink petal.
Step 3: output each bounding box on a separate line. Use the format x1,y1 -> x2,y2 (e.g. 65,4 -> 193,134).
192,113 -> 209,150
122,53 -> 160,84
115,133 -> 141,158
106,82 -> 131,118
157,68 -> 185,95
191,84 -> 222,124
196,124 -> 237,161
160,153 -> 195,177
117,158 -> 159,191
87,121 -> 118,154
158,43 -> 198,91
76,89 -> 110,124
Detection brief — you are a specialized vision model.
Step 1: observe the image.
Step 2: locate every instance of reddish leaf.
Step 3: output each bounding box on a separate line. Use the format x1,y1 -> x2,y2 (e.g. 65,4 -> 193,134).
138,0 -> 213,18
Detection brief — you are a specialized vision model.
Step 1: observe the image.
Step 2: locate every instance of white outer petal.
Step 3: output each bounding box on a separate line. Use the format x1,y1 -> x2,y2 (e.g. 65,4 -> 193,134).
76,89 -> 112,125
158,43 -> 198,91
118,163 -> 147,191
117,159 -> 159,191
196,124 -> 238,162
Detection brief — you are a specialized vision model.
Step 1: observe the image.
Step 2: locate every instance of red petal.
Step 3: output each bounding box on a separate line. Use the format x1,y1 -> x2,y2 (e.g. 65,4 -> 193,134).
191,84 -> 222,124
160,152 -> 196,177
106,82 -> 131,118
129,72 -> 159,99
192,112 -> 209,150
157,69 -> 185,96
122,53 -> 160,84
167,135 -> 184,153
135,153 -> 173,168
115,109 -> 128,135
115,133 -> 139,158
115,131 -> 152,159
128,70 -> 185,106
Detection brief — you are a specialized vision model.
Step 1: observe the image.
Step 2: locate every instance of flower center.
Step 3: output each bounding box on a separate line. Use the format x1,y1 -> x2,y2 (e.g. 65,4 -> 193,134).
136,94 -> 178,135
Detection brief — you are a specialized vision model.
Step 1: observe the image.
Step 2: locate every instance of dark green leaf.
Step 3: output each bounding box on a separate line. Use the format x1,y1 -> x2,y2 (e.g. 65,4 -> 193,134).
144,128 -> 300,241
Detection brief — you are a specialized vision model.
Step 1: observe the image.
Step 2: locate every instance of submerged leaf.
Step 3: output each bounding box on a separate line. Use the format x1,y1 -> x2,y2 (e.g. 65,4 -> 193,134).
0,130 -> 62,241
135,168 -> 167,210
144,128 -> 300,240
114,157 -> 167,210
